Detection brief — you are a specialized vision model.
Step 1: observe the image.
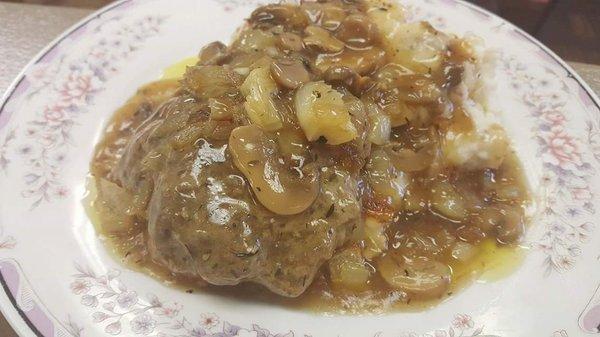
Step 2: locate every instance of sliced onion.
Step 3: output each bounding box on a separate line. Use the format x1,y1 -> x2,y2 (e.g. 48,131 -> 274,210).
328,247 -> 372,290
451,241 -> 477,263
385,144 -> 434,172
377,256 -> 451,298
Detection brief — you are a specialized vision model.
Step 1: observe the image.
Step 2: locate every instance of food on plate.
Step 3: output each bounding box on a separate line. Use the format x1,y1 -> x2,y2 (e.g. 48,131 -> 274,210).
89,0 -> 531,312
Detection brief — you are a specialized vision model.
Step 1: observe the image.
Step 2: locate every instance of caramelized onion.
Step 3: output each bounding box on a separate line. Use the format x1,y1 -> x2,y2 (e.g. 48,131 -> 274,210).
377,256 -> 451,298
384,144 -> 435,172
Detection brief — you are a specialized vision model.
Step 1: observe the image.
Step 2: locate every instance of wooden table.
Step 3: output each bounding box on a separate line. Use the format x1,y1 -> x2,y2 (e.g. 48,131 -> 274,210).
1,2 -> 599,336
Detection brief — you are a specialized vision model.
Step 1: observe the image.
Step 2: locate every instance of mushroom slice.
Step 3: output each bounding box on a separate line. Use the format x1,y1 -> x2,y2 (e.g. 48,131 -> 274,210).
198,41 -> 229,65
250,4 -> 309,30
270,58 -> 310,90
276,32 -> 304,52
315,47 -> 386,76
228,125 -> 319,215
303,25 -> 345,53
335,14 -> 379,48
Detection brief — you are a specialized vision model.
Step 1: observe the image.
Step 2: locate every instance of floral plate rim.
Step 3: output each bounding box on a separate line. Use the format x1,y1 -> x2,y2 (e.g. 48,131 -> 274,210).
0,0 -> 599,336
0,4 -> 147,337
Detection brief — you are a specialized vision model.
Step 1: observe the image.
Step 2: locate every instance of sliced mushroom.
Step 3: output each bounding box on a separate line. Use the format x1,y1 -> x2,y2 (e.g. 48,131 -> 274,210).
377,256 -> 451,298
303,25 -> 345,53
320,5 -> 347,31
198,41 -> 229,65
275,127 -> 310,158
276,32 -> 304,52
315,47 -> 386,76
232,29 -> 277,53
335,14 -> 379,48
270,58 -> 310,90
323,66 -> 362,95
228,125 -> 319,215
250,4 -> 309,30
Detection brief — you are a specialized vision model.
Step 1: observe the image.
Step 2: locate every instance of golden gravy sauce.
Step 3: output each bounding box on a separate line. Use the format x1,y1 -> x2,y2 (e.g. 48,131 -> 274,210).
87,81 -> 531,314
88,0 -> 533,314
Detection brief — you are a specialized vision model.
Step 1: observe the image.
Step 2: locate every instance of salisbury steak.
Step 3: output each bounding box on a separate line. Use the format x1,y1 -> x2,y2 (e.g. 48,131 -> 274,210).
109,72 -> 368,296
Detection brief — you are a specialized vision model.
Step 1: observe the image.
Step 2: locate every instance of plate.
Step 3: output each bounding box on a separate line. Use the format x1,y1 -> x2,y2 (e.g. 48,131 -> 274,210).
0,0 -> 599,336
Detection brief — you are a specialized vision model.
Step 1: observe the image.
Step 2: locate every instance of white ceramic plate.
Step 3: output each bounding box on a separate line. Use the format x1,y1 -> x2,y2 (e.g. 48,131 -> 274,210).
1,0 -> 600,336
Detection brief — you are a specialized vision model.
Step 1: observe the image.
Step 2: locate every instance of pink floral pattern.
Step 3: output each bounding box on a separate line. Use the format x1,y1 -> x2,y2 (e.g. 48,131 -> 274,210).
372,314 -> 489,337
0,227 -> 16,250
501,55 -> 598,273
71,264 -> 296,337
216,0 -> 266,12
0,15 -> 165,209
64,317 -> 85,337
0,129 -> 16,171
72,264 -> 498,337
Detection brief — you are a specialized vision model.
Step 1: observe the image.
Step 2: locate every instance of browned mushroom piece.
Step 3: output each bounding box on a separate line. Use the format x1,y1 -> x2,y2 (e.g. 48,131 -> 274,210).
335,14 -> 379,48
319,5 -> 348,31
198,41 -> 229,65
228,125 -> 319,215
323,66 -> 361,94
270,58 -> 310,90
277,32 -> 304,52
250,4 -> 309,30
303,25 -> 346,53
315,47 -> 386,75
